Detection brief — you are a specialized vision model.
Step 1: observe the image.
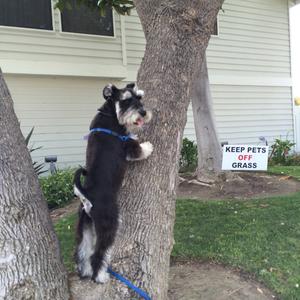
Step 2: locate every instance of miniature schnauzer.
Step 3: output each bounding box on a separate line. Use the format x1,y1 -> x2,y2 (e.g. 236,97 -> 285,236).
73,83 -> 153,283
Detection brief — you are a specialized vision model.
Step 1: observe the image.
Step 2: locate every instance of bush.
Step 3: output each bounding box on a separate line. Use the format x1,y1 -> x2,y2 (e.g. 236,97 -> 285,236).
286,154 -> 300,166
269,138 -> 296,166
40,169 -> 75,209
180,138 -> 198,173
25,127 -> 46,175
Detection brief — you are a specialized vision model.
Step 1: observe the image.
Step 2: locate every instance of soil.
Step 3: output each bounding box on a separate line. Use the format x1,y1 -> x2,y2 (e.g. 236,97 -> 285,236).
168,261 -> 276,300
52,172 -> 299,299
177,172 -> 300,200
50,198 -> 79,223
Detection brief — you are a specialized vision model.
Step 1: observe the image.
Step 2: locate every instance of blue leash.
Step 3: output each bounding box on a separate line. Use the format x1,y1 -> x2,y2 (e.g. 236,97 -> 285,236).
107,267 -> 152,300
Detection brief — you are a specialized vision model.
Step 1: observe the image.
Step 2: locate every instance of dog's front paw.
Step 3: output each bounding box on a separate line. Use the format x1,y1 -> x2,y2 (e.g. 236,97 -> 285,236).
140,141 -> 153,159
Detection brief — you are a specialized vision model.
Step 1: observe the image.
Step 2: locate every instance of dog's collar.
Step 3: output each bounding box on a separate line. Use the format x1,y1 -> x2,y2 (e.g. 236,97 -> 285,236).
89,128 -> 137,142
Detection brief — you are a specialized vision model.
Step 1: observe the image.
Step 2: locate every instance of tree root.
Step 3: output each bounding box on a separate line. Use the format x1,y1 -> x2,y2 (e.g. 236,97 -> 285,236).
187,179 -> 213,187
69,274 -> 128,300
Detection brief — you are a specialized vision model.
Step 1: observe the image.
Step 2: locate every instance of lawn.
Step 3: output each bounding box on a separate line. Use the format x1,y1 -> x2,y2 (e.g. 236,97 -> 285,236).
55,166 -> 300,300
55,213 -> 77,272
173,195 -> 300,300
269,165 -> 300,180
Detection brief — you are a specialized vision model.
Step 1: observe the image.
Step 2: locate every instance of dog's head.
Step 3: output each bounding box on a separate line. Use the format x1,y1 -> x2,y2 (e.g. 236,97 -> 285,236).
103,83 -> 152,130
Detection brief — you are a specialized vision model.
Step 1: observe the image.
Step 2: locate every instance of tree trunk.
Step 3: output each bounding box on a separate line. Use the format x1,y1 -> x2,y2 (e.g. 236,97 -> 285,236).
70,1 -> 224,299
191,55 -> 223,182
0,70 -> 70,299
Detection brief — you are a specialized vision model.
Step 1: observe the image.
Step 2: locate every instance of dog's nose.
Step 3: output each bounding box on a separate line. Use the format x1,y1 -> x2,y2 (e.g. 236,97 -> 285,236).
139,109 -> 146,117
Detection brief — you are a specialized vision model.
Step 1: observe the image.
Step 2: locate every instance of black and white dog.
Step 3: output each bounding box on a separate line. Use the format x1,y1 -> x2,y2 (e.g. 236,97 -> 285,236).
73,83 -> 153,283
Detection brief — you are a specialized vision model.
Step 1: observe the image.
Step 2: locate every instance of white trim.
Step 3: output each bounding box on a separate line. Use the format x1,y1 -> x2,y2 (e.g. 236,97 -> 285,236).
51,0 -> 56,33
210,75 -> 293,86
120,16 -> 127,66
125,71 -> 292,86
295,113 -> 300,152
0,59 -> 127,78
56,0 -> 63,33
0,0 -> 55,33
289,0 -> 298,150
58,5 -> 116,40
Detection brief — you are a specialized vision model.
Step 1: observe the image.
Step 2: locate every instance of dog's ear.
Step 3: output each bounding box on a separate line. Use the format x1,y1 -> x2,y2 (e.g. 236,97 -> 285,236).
103,84 -> 117,100
126,83 -> 135,89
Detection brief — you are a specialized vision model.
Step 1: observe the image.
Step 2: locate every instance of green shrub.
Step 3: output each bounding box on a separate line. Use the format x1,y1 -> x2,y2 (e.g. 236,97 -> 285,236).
269,138 -> 295,166
180,138 -> 198,173
25,127 -> 46,175
40,169 -> 75,209
286,154 -> 300,166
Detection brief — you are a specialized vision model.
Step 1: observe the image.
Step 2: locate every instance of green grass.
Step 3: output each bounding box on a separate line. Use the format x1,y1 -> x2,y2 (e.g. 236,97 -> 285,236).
55,166 -> 300,299
173,195 -> 300,300
55,196 -> 300,299
54,213 -> 77,272
269,165 -> 300,180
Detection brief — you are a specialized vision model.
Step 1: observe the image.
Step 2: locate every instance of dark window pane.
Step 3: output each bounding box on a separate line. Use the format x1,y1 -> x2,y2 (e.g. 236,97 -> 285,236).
212,19 -> 218,36
61,2 -> 113,37
0,0 -> 53,30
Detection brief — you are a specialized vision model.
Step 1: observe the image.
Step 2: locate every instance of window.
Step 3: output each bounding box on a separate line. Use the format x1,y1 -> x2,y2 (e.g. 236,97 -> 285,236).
0,0 -> 53,30
212,19 -> 219,36
61,1 -> 114,37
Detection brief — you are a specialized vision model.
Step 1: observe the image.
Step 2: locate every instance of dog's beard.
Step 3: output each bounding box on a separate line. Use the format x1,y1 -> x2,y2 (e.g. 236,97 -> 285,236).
120,109 -> 143,131
115,103 -> 152,132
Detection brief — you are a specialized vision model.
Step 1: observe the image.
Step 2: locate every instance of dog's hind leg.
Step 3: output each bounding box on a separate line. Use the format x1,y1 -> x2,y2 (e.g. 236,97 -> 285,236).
75,211 -> 96,278
93,217 -> 123,283
90,222 -> 117,283
92,246 -> 113,283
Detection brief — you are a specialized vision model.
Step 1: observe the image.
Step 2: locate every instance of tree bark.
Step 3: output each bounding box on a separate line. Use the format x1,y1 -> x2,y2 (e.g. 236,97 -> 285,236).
191,55 -> 223,182
0,70 -> 70,299
70,1 -> 224,299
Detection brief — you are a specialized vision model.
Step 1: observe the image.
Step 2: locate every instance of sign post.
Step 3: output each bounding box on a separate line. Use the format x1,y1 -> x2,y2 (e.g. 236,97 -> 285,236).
222,145 -> 269,171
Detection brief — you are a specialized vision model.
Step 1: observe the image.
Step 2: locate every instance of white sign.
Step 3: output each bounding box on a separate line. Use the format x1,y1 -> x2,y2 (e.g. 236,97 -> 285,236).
222,145 -> 269,171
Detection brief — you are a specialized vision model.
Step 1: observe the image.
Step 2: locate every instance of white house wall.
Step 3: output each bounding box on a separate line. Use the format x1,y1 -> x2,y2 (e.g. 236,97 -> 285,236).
125,0 -> 294,146
208,0 -> 294,145
185,85 -> 294,145
5,75 -> 121,167
0,0 -> 295,168
0,4 -> 126,77
126,0 -> 292,78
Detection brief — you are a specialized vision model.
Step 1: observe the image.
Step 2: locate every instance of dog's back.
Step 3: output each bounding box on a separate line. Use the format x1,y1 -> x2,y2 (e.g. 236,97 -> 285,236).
74,105 -> 127,283
85,112 -> 127,197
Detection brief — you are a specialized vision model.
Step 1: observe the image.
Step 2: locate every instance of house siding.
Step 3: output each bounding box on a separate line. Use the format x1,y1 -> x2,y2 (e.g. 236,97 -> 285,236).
126,0 -> 292,77
184,85 -> 294,145
0,0 -> 295,168
0,1 -> 125,77
207,0 -> 294,145
5,75 -> 120,167
125,0 -> 294,145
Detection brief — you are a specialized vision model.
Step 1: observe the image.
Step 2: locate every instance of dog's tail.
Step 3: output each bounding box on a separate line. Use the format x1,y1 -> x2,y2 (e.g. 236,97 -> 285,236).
74,167 -> 88,200
74,167 -> 93,215
74,167 -> 87,193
